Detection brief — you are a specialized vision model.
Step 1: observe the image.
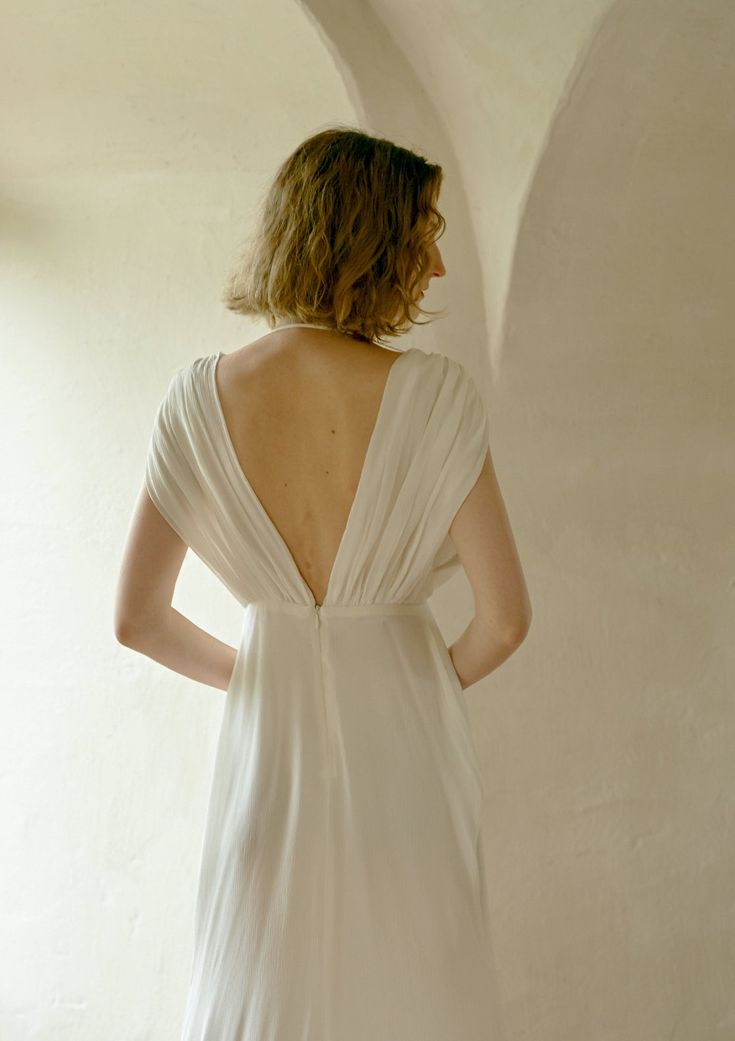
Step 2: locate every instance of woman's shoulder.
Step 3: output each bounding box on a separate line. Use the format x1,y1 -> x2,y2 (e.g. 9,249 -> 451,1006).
406,346 -> 477,386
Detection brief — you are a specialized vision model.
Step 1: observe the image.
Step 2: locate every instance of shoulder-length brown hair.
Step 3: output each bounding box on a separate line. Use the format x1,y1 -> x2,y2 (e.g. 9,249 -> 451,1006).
222,125 -> 446,345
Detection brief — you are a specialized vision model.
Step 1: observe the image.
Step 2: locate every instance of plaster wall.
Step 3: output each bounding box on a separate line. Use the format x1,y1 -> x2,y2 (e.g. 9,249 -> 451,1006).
2,0 -> 733,1038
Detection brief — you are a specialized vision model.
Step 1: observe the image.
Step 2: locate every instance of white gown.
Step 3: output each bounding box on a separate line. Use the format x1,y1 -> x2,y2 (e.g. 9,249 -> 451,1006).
145,323 -> 508,1041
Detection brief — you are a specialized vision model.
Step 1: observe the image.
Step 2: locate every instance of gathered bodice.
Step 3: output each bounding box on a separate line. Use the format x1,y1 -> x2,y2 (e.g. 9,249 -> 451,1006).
145,337 -> 490,609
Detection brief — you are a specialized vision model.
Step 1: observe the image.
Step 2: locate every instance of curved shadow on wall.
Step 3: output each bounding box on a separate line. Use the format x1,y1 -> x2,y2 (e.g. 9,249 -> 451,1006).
499,0 -> 734,1033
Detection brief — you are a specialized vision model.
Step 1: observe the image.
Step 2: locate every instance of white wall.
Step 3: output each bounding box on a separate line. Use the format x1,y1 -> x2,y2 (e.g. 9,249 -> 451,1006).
2,0 -> 733,1038
499,3 -> 735,1035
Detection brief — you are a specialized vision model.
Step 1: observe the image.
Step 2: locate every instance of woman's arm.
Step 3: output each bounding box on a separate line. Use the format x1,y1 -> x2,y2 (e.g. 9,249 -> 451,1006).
114,483 -> 236,691
447,449 -> 532,690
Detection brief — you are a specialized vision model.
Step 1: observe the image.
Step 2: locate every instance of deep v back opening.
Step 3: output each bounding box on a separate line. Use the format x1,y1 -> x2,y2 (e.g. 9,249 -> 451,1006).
209,329 -> 415,607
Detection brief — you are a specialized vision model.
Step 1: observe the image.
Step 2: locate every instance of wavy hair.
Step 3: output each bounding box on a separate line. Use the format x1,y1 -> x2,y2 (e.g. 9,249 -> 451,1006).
222,125 -> 446,345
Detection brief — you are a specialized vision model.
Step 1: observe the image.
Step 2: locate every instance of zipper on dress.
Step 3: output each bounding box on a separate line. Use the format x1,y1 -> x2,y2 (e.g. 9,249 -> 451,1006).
313,600 -> 334,1040
314,604 -> 336,779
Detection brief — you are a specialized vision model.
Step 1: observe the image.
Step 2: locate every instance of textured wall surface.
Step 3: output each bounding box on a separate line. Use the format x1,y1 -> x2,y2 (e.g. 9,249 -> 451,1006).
496,3 -> 735,1036
2,0 -> 733,1038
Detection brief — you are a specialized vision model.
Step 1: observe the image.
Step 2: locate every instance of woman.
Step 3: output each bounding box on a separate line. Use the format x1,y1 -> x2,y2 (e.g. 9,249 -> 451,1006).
115,125 -> 530,1041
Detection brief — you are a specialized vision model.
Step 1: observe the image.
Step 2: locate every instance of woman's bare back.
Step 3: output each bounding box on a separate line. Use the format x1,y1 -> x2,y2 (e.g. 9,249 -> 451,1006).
214,326 -> 404,607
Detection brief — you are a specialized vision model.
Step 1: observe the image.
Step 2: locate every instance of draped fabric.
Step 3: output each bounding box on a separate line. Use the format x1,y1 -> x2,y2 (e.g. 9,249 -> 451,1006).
143,344 -> 508,1041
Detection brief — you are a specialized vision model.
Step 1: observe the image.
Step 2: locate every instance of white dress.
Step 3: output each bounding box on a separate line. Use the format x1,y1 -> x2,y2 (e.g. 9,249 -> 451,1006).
145,323 -> 508,1041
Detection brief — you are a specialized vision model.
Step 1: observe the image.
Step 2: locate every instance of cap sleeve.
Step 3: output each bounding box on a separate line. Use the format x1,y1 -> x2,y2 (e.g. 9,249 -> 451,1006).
410,356 -> 490,595
441,358 -> 490,524
144,365 -> 210,547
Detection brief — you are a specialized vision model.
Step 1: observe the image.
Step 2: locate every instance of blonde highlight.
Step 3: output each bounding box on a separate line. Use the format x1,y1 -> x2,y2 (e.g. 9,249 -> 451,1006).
222,125 -> 446,345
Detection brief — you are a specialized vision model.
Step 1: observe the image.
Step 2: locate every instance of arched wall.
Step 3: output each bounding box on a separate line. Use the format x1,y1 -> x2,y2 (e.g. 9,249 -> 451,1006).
2,0 -> 732,1037
502,2 -> 734,1033
306,1 -> 735,1039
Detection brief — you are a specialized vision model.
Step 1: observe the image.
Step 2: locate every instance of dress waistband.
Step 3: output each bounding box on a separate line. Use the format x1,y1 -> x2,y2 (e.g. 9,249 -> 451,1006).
246,599 -> 431,620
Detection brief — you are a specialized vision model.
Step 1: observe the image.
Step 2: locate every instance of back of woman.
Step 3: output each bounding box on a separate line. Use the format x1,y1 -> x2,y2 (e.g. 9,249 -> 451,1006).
115,125 -> 531,1041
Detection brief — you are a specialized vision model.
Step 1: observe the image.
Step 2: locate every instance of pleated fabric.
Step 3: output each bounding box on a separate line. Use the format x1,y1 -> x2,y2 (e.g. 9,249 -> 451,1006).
144,344 -> 508,1041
